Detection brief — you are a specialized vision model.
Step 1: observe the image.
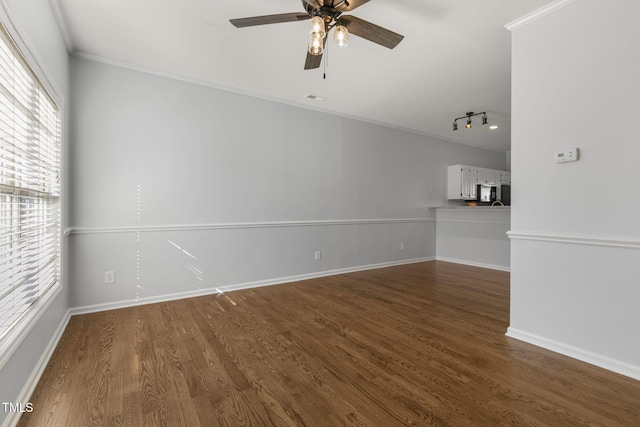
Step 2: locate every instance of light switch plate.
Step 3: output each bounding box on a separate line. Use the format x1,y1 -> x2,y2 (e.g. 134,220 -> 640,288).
555,148 -> 579,163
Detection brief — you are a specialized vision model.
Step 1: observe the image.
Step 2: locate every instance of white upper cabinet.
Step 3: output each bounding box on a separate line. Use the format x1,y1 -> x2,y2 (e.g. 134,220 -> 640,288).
447,164 -> 510,200
500,171 -> 511,185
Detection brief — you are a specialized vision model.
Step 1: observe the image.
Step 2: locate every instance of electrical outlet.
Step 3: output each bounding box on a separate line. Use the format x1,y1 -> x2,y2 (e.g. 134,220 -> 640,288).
400,243 -> 405,251
314,251 -> 321,261
104,271 -> 115,284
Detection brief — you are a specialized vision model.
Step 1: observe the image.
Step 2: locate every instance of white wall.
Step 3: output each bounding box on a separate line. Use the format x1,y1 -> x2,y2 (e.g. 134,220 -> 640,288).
0,0 -> 70,425
508,0 -> 640,380
68,56 -> 506,310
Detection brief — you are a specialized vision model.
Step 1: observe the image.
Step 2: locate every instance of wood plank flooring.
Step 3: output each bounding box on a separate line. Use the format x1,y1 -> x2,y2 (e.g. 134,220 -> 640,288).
17,261 -> 640,426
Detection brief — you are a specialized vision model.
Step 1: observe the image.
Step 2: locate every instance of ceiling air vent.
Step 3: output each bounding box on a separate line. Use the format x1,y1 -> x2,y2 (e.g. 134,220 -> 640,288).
304,94 -> 326,102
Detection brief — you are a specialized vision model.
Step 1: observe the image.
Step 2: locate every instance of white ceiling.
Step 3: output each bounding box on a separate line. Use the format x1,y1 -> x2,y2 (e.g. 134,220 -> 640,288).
53,0 -> 552,152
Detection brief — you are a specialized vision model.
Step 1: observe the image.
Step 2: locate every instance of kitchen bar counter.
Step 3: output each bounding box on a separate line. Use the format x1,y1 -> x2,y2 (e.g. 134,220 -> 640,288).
438,206 -> 511,209
436,206 -> 511,271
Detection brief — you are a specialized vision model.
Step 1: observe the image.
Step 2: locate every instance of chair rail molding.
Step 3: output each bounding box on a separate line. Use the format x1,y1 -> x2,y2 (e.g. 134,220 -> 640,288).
507,231 -> 640,250
67,218 -> 436,235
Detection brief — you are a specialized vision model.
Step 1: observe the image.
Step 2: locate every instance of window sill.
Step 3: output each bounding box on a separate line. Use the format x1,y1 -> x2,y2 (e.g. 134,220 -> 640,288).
0,283 -> 62,370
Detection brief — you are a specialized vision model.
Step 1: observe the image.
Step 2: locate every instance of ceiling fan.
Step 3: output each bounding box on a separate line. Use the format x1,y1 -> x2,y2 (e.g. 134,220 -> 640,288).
230,0 -> 404,70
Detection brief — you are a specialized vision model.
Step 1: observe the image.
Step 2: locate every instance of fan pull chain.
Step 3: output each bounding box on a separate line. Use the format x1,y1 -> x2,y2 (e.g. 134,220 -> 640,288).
323,37 -> 328,79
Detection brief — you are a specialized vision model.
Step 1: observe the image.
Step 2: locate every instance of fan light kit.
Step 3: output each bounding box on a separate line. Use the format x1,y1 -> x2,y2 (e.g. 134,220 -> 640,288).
230,0 -> 404,70
452,111 -> 496,131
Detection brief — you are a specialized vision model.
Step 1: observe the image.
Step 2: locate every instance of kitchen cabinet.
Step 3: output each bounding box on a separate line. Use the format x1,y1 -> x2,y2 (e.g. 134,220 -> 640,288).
476,168 -> 488,185
448,165 -> 476,199
500,171 -> 511,185
447,164 -> 510,200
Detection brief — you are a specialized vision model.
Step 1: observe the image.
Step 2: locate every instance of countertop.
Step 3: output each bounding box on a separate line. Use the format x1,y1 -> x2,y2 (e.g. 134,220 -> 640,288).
438,206 -> 511,209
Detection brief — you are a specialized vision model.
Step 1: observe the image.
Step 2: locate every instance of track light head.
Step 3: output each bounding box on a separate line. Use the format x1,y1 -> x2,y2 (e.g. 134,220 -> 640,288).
453,121 -> 458,131
482,113 -> 488,125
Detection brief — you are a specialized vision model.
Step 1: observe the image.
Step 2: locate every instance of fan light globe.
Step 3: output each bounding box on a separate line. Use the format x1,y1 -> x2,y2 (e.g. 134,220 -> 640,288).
334,25 -> 349,48
229,3 -> 404,70
308,33 -> 324,56
310,16 -> 326,38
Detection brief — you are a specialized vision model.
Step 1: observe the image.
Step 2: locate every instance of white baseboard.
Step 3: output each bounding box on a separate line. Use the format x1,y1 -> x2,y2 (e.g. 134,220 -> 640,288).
436,256 -> 510,272
70,257 -> 436,316
6,258 -> 438,427
3,310 -> 72,427
506,327 -> 640,382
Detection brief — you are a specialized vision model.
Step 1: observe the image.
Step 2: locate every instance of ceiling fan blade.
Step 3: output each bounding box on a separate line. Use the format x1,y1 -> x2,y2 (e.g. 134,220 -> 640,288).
334,0 -> 371,12
337,15 -> 404,49
230,13 -> 310,28
304,51 -> 323,70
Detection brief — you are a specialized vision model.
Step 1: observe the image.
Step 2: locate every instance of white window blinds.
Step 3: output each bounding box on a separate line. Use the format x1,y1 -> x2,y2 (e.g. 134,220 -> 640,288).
0,23 -> 61,342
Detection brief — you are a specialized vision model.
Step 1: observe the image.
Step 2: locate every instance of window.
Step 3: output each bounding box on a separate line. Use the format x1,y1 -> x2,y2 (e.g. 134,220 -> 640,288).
0,22 -> 61,344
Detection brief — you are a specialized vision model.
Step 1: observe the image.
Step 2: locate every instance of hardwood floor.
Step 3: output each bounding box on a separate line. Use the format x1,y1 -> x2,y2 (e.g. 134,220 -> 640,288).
18,261 -> 640,426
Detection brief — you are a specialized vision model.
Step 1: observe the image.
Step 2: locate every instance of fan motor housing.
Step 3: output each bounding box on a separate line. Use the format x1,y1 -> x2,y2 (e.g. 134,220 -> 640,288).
303,1 -> 342,22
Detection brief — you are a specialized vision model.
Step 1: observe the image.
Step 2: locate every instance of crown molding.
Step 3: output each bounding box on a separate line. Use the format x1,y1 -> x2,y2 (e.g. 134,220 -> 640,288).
48,0 -> 73,53
505,0 -> 577,32
0,0 -> 63,104
71,50 -> 509,154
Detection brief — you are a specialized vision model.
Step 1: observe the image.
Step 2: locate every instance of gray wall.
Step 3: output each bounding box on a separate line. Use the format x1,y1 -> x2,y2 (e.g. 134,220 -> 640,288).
68,56 -> 506,311
0,5 -> 509,419
0,0 -> 70,425
436,208 -> 511,271
508,0 -> 640,380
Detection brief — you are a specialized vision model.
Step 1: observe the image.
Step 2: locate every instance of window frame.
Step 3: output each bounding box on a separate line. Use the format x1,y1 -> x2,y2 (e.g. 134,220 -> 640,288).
0,6 -> 65,369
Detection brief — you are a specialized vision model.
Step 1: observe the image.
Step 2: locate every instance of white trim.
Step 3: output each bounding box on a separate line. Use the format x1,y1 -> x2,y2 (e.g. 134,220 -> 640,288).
506,328 -> 640,382
67,218 -> 436,235
436,256 -> 510,272
47,0 -> 73,53
505,0 -> 577,31
70,51 -> 508,154
0,284 -> 62,370
1,310 -> 71,427
0,0 -> 63,105
507,231 -> 640,250
0,3 -> 66,375
70,257 -> 435,316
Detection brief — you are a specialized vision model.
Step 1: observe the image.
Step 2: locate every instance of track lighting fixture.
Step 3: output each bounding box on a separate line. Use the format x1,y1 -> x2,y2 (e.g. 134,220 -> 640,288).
452,111 -> 493,131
